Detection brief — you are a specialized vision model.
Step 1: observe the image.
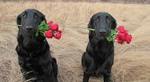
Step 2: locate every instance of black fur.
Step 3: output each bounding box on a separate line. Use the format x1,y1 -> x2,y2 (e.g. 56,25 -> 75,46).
16,9 -> 58,82
82,12 -> 117,82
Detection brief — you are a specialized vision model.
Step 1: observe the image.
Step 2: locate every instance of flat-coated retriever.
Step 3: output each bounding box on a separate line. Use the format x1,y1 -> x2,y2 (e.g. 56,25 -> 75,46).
16,9 -> 58,82
82,12 -> 117,82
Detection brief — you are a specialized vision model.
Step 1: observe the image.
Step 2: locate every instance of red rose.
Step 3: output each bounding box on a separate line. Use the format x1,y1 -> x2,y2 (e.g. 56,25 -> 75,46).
51,24 -> 59,31
45,30 -> 53,38
115,34 -> 124,44
125,34 -> 132,44
48,21 -> 53,27
116,37 -> 124,44
117,26 -> 127,33
117,33 -> 126,41
114,25 -> 133,44
45,21 -> 62,40
53,30 -> 62,40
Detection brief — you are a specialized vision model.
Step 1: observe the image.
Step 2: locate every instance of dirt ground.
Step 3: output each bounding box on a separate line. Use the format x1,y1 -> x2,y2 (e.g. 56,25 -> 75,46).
0,2 -> 150,82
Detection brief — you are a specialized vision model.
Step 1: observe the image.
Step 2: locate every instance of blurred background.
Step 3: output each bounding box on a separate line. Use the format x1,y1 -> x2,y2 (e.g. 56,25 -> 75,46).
1,0 -> 150,4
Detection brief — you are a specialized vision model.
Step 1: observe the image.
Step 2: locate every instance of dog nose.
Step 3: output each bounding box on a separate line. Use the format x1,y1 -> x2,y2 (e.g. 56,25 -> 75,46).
26,26 -> 33,31
100,32 -> 107,36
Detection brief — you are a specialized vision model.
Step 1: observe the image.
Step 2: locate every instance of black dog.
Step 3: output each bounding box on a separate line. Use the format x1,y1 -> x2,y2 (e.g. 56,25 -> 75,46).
82,12 -> 117,82
16,9 -> 58,82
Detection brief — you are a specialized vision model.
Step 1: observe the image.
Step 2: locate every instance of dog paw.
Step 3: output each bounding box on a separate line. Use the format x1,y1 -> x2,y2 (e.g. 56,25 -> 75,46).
85,69 -> 95,74
96,67 -> 105,75
104,77 -> 113,82
104,75 -> 113,82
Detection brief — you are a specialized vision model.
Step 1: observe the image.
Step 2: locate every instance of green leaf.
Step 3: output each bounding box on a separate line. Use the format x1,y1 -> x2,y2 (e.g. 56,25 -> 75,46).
35,21 -> 49,37
38,21 -> 49,32
107,29 -> 117,42
35,32 -> 39,37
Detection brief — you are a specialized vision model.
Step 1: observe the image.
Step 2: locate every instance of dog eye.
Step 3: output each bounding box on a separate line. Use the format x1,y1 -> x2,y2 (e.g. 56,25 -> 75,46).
106,16 -> 110,23
34,13 -> 39,19
95,18 -> 100,24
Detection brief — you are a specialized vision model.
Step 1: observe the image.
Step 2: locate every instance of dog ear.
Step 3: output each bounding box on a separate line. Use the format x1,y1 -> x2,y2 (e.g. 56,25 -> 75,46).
88,17 -> 93,29
89,31 -> 95,40
40,13 -> 47,23
42,15 -> 47,23
17,13 -> 22,28
34,10 -> 47,23
88,17 -> 95,40
111,17 -> 117,29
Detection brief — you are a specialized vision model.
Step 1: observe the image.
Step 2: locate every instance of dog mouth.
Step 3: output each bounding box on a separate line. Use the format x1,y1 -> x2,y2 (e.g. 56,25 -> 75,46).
99,36 -> 106,40
96,32 -> 108,40
21,26 -> 37,37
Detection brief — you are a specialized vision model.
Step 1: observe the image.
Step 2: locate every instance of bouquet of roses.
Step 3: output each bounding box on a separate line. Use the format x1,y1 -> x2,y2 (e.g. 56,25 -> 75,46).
37,21 -> 62,40
115,26 -> 132,44
107,25 -> 132,44
89,25 -> 132,44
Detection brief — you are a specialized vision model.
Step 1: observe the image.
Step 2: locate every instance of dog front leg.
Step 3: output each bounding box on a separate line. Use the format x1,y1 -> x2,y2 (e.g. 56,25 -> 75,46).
84,53 -> 96,73
98,54 -> 114,82
41,61 -> 58,82
97,53 -> 114,74
83,72 -> 90,82
52,58 -> 58,82
19,60 -> 37,82
82,53 -> 95,82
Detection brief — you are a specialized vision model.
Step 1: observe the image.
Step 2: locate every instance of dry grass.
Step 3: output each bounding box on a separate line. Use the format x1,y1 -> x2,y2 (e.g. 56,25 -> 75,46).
1,0 -> 150,4
0,2 -> 150,82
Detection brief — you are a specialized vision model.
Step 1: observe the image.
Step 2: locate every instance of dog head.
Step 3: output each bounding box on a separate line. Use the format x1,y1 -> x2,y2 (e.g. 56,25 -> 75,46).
17,9 -> 46,49
88,12 -> 117,41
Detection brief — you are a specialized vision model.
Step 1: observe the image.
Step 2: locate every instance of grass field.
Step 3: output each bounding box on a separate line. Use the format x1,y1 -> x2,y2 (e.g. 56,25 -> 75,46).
0,1 -> 150,82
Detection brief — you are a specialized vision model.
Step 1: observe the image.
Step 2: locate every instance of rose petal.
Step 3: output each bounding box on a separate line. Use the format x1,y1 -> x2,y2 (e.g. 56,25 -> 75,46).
51,24 -> 59,31
53,31 -> 62,39
48,21 -> 53,26
45,30 -> 53,38
126,35 -> 132,44
117,26 -> 127,33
